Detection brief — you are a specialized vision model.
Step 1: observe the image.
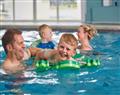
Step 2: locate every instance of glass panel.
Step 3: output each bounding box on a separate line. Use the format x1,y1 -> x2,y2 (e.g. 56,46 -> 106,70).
103,0 -> 112,6
0,0 -> 13,21
15,0 -> 33,20
59,0 -> 81,21
36,0 -> 57,20
0,0 -> 83,22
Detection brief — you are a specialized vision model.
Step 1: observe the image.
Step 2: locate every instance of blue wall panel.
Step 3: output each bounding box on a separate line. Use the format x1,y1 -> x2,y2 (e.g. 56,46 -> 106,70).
86,0 -> 120,24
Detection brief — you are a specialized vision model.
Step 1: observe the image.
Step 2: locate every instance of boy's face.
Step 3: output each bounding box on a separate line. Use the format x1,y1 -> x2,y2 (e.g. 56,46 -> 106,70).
42,27 -> 53,41
58,42 -> 76,60
11,34 -> 25,60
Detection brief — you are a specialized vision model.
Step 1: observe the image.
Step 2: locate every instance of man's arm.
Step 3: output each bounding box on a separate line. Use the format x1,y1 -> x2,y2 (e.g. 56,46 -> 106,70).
23,47 -> 42,60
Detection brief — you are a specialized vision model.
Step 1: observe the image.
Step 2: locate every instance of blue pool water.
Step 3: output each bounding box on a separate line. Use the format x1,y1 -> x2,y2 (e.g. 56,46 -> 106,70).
0,30 -> 120,95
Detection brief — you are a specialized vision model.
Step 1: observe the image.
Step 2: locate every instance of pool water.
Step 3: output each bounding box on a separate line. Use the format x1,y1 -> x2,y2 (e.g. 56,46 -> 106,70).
0,30 -> 120,95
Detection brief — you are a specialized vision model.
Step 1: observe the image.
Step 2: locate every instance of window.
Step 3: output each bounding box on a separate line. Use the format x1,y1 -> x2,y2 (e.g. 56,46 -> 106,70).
1,0 -> 84,22
103,0 -> 112,6
15,0 -> 33,20
0,0 -> 13,20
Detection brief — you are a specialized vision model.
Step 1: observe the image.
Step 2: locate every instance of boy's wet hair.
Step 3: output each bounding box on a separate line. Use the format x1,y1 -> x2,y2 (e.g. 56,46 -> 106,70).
59,33 -> 78,49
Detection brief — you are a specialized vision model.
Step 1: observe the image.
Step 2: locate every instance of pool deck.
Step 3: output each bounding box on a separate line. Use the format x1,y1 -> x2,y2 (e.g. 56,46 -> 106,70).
0,22 -> 120,31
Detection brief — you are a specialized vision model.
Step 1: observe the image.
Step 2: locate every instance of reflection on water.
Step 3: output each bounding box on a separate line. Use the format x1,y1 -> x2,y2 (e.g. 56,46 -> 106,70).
0,30 -> 120,95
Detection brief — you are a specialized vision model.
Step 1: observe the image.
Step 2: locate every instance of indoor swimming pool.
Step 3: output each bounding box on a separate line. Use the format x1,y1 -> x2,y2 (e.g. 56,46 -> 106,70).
0,29 -> 120,95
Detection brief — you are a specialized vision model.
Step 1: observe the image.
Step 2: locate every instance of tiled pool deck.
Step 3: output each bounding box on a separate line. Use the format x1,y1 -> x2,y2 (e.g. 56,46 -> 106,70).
0,22 -> 120,31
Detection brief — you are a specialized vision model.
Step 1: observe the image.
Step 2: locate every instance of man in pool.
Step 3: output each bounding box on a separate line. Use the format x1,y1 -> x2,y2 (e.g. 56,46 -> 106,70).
1,28 -> 41,74
35,33 -> 78,64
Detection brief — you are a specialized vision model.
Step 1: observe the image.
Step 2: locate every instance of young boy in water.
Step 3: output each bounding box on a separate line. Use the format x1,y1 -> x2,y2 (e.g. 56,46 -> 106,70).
31,24 -> 55,49
35,33 -> 78,64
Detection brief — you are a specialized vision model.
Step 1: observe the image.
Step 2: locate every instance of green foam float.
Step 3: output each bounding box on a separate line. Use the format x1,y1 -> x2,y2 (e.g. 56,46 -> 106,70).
35,53 -> 101,72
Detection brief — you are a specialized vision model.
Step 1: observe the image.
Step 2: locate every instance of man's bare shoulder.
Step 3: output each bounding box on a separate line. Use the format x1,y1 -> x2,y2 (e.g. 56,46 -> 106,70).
1,59 -> 12,73
2,59 -> 11,67
2,59 -> 25,74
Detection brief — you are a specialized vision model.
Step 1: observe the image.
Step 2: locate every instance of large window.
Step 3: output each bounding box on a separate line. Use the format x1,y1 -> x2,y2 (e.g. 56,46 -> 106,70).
0,0 -> 83,22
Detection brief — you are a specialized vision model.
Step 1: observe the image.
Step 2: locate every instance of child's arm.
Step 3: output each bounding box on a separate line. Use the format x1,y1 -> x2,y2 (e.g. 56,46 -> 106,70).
35,49 -> 57,60
28,47 -> 42,56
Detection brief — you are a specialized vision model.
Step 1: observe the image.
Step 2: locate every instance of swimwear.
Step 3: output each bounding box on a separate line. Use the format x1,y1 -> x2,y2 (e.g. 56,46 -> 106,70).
37,41 -> 55,49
